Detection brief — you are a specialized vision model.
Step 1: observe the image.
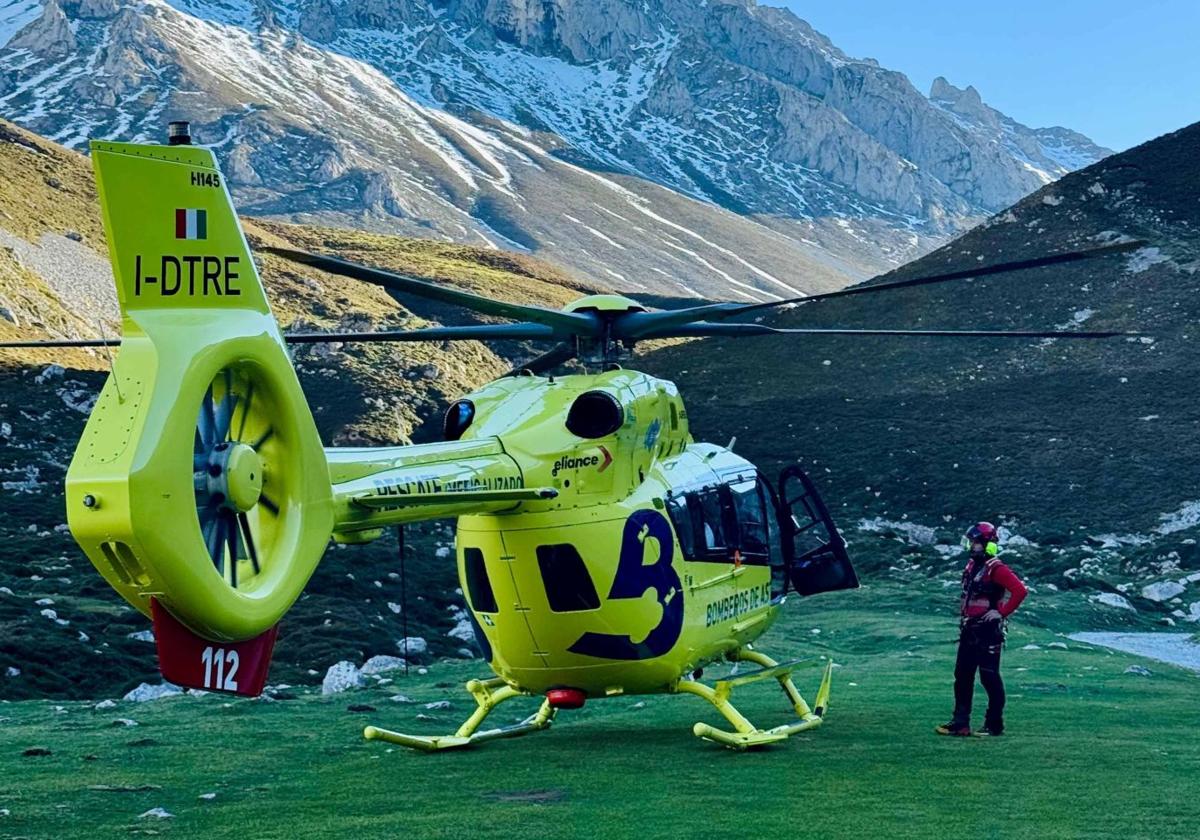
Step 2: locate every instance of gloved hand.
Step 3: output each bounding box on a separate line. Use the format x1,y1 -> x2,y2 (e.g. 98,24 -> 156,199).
981,609 -> 1003,622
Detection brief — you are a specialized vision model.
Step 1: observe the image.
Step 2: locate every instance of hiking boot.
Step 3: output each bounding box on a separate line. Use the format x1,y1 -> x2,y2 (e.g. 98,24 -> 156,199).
976,724 -> 1004,737
935,722 -> 972,737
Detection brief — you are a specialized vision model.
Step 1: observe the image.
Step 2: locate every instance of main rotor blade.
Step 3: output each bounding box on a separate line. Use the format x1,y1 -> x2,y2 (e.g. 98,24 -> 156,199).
0,324 -> 560,349
706,240 -> 1149,322
0,338 -> 119,347
284,324 -> 558,344
261,247 -> 598,336
614,240 -> 1149,339
646,322 -> 1138,339
506,343 -> 577,376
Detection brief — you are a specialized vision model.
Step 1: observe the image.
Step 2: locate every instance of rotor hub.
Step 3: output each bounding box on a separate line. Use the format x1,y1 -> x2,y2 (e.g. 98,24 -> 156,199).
202,441 -> 264,513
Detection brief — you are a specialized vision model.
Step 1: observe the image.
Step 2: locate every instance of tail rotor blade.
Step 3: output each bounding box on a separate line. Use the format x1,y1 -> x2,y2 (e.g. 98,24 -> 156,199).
238,512 -> 261,576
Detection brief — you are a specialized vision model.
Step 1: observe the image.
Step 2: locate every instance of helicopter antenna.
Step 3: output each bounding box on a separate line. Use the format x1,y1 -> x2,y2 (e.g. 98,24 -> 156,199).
96,319 -> 123,403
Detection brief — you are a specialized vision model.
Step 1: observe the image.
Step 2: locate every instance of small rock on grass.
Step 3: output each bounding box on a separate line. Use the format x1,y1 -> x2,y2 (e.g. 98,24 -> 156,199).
198,793 -> 217,801
138,807 -> 173,819
424,700 -> 451,711
347,704 -> 376,713
389,694 -> 413,703
1047,642 -> 1069,650
22,746 -> 51,757
88,784 -> 161,793
94,699 -> 117,710
1124,665 -> 1152,676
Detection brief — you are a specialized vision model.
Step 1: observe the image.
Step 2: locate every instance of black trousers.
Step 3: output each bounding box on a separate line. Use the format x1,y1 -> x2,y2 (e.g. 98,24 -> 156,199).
951,620 -> 1005,730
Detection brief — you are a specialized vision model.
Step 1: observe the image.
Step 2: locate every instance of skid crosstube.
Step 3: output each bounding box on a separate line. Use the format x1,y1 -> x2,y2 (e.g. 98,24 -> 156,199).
675,648 -> 834,750
362,676 -> 555,752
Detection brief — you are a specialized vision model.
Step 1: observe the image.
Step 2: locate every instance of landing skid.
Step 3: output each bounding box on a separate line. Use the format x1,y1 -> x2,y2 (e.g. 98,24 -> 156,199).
675,647 -> 834,750
363,677 -> 556,752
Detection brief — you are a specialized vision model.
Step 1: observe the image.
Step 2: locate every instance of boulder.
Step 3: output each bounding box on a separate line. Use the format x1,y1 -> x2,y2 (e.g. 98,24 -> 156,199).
1092,593 -> 1135,611
1143,580 -> 1187,602
396,636 -> 428,657
321,661 -> 365,695
360,655 -> 407,675
123,682 -> 183,702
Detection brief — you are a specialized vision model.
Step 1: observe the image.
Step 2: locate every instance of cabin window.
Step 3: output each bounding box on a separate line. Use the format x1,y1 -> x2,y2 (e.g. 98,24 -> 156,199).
536,544 -> 601,612
463,547 -> 498,613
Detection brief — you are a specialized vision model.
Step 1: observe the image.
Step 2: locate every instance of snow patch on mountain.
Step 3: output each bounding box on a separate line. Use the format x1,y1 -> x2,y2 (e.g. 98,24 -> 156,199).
0,0 -> 41,48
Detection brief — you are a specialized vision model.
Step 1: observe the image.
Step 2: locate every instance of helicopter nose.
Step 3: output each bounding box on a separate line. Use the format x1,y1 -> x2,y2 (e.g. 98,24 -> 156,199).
546,688 -> 587,709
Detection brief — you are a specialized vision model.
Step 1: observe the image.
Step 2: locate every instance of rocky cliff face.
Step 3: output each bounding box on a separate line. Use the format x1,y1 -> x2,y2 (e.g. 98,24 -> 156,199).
0,0 -> 1111,299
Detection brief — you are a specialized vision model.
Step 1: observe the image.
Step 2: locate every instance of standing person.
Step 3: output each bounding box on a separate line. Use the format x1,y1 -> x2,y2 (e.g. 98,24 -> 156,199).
935,522 -> 1028,737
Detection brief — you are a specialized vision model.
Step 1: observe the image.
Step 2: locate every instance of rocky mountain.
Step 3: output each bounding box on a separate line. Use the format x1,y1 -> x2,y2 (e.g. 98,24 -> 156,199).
0,0 -> 1111,300
642,121 -> 1200,614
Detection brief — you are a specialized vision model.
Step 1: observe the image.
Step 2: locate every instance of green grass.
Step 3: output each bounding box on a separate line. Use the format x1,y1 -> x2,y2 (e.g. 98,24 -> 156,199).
3,585 -> 1197,839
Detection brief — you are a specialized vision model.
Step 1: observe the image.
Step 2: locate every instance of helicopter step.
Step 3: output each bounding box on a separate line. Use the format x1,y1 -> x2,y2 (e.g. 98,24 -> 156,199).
362,676 -> 556,752
675,647 -> 834,750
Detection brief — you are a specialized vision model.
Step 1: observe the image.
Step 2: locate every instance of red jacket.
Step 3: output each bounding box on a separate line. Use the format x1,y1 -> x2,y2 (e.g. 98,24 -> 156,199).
960,557 -> 1028,619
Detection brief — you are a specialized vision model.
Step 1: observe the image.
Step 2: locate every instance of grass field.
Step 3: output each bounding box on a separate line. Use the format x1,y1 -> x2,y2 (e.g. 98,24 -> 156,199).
3,584 -> 1196,840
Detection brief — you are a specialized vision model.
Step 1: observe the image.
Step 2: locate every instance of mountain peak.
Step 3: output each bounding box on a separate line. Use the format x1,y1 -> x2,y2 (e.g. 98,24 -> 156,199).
0,0 -> 1114,299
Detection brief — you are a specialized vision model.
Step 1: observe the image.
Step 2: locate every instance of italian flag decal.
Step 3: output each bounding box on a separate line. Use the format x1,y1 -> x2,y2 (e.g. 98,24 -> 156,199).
175,208 -> 208,240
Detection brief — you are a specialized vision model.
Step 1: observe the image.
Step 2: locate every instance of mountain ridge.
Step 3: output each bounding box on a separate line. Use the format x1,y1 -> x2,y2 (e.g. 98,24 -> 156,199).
0,0 -> 1111,299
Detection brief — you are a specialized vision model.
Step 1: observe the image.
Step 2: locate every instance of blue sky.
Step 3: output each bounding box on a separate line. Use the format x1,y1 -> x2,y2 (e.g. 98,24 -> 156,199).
768,1 -> 1199,151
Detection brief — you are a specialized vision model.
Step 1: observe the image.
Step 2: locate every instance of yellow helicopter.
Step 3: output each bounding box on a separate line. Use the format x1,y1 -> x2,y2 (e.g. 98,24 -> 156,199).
4,124 -> 1139,750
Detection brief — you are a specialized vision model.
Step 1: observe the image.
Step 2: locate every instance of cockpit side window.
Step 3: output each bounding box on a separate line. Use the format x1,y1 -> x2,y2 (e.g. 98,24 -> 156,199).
667,496 -> 695,560
729,478 -> 769,564
697,490 -> 727,558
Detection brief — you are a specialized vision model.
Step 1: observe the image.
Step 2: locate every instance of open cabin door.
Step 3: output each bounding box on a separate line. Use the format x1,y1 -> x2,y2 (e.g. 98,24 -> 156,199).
777,465 -> 859,596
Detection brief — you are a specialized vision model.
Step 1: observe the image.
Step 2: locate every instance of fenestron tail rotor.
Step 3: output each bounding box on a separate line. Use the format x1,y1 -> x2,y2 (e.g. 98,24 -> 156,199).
193,366 -> 278,591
